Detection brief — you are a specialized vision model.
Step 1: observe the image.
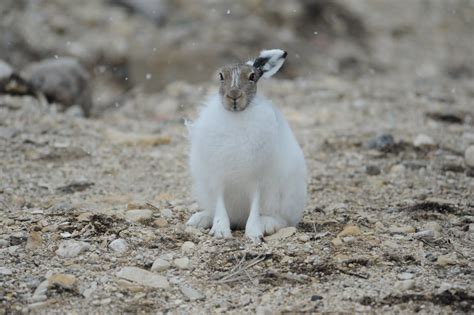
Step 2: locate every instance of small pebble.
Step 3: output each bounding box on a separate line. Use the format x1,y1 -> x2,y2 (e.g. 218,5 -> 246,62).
413,134 -> 435,147
374,221 -> 385,231
298,235 -> 310,242
48,273 -> 77,290
337,225 -> 361,238
151,258 -> 171,272
181,241 -> 196,253
331,238 -> 343,246
367,134 -> 394,150
423,221 -> 443,238
437,254 -> 456,267
397,272 -> 414,280
0,267 -> 13,275
390,164 -> 406,174
179,285 -> 205,301
161,208 -> 173,218
154,218 -> 168,227
394,279 -> 415,291
56,240 -> 90,258
125,209 -> 153,223
116,266 -> 169,289
366,164 -> 381,175
174,257 -> 190,270
464,145 -> 474,168
265,227 -> 296,241
109,239 -> 129,253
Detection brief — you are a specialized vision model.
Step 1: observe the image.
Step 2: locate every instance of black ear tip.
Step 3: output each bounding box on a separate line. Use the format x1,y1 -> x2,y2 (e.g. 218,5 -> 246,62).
282,51 -> 288,58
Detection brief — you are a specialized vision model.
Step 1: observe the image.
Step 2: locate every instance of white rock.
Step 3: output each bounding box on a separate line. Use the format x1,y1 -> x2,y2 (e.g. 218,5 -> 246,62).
390,164 -> 406,174
413,134 -> 435,147
179,285 -> 205,301
116,266 -> 169,289
423,221 -> 443,238
464,145 -> 474,168
397,272 -> 414,280
413,230 -> 435,240
394,279 -> 415,291
0,60 -> 13,79
82,282 -> 97,299
56,240 -> 90,258
109,239 -> 129,253
125,209 -> 153,223
0,267 -> 13,275
151,258 -> 171,272
32,280 -> 49,302
264,227 -> 297,241
174,257 -> 190,270
161,208 -> 173,218
181,241 -> 196,253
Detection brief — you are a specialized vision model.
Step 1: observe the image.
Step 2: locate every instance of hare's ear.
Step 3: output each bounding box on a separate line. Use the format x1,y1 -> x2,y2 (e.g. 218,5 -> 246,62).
247,49 -> 287,79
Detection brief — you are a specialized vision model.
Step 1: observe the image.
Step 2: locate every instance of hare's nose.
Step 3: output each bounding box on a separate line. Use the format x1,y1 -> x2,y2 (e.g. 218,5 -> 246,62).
227,90 -> 242,101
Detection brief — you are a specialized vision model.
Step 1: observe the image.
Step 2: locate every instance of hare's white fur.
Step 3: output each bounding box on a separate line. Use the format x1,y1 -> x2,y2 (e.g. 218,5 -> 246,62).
188,93 -> 307,240
187,49 -> 306,241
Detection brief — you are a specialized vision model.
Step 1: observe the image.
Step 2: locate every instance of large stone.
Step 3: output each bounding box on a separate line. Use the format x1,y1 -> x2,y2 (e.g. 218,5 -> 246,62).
116,266 -> 169,289
22,57 -> 92,116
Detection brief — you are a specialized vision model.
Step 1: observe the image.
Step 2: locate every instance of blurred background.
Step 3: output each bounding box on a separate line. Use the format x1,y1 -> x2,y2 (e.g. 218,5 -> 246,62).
1,0 -> 473,116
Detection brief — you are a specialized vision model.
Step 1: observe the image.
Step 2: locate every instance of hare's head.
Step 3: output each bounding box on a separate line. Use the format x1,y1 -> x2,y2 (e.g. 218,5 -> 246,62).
218,49 -> 287,112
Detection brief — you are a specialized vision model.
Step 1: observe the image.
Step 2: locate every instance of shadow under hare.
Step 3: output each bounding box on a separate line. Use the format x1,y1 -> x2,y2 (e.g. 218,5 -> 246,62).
187,49 -> 307,242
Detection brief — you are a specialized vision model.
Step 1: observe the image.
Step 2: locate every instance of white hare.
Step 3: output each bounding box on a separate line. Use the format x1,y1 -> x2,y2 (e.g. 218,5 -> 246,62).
187,49 -> 307,241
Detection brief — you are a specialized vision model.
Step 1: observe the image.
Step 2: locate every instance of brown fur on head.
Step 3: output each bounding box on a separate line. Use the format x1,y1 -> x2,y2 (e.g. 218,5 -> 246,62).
217,49 -> 287,112
218,64 -> 261,112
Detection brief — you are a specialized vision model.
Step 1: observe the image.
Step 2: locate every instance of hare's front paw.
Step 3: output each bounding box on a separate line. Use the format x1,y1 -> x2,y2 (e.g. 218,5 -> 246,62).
209,219 -> 232,238
186,211 -> 213,229
245,222 -> 263,243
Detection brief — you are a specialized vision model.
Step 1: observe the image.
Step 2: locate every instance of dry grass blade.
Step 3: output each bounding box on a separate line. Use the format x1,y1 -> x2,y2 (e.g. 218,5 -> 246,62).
337,267 -> 369,279
215,255 -> 268,284
146,203 -> 160,211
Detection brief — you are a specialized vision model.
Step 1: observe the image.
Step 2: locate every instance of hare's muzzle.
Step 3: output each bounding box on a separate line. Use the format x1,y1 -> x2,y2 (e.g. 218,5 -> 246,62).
226,89 -> 242,101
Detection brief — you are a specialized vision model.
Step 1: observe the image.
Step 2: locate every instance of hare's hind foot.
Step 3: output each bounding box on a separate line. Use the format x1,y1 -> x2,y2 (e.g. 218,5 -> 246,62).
260,215 -> 286,235
186,211 -> 213,229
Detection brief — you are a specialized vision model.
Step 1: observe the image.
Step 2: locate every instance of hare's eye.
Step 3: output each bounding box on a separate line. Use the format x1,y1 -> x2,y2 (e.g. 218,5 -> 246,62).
249,73 -> 256,82
219,73 -> 224,81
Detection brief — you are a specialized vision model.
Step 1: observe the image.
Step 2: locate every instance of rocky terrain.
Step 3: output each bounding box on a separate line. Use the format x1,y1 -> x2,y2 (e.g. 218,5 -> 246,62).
1,0 -> 473,314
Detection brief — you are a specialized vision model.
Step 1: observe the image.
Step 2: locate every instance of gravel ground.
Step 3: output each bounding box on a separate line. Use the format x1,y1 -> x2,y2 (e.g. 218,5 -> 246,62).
1,1 -> 474,314
1,70 -> 473,313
